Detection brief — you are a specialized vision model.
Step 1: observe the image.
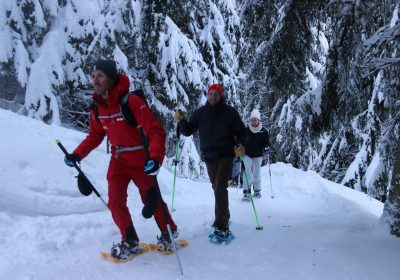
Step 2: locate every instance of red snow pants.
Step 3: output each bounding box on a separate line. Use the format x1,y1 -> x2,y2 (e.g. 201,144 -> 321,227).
106,155 -> 177,240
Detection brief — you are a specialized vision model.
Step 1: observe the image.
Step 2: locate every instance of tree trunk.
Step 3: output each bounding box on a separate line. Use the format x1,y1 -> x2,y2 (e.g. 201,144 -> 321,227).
382,140 -> 400,237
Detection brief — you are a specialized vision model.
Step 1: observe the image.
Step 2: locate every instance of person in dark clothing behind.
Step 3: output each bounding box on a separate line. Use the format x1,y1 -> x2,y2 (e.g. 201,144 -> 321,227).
242,109 -> 271,200
228,156 -> 244,188
173,84 -> 246,238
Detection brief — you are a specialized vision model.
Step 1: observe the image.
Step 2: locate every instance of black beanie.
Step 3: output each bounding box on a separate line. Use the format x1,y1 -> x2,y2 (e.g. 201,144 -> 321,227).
93,59 -> 118,82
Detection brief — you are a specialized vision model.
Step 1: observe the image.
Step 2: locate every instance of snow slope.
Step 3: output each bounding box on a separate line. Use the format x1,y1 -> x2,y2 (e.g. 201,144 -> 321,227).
0,108 -> 399,280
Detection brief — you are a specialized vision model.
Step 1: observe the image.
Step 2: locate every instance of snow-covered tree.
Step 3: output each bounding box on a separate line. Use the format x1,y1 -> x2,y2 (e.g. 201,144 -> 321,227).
1,0 -> 400,235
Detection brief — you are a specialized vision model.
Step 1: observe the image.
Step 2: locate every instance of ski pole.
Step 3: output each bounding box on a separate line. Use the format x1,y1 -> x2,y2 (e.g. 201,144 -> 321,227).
137,126 -> 184,275
171,125 -> 181,211
55,140 -> 109,209
240,156 -> 263,230
267,154 -> 275,199
238,158 -> 242,188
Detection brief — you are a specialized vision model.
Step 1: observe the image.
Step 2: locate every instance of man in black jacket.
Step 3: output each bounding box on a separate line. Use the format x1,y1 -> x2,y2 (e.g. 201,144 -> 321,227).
174,84 -> 246,238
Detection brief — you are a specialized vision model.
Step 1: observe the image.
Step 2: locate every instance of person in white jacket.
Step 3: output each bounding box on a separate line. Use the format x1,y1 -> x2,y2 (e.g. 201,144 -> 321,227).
242,109 -> 270,200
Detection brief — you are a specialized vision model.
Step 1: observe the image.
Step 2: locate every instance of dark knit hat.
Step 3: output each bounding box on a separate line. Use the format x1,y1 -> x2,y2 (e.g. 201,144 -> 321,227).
93,59 -> 118,82
208,84 -> 224,96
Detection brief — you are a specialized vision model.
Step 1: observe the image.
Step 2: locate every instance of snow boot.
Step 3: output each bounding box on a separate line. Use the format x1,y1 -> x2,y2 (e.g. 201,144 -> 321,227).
156,230 -> 178,252
253,190 -> 261,198
110,239 -> 142,260
243,190 -> 251,201
213,227 -> 232,239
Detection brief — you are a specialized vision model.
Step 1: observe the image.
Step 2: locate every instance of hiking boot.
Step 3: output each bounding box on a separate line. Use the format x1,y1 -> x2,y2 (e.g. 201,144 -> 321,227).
213,227 -> 231,239
243,190 -> 251,200
156,229 -> 178,251
253,191 -> 261,198
111,239 -> 140,260
229,180 -> 238,188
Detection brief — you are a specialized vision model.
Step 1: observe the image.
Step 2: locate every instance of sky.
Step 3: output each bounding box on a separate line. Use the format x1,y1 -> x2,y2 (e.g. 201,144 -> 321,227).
1,107 -> 400,280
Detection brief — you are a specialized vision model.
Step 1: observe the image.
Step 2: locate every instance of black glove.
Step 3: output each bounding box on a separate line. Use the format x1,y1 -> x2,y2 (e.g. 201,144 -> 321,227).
142,188 -> 158,218
76,172 -> 93,196
64,153 -> 80,167
144,159 -> 161,176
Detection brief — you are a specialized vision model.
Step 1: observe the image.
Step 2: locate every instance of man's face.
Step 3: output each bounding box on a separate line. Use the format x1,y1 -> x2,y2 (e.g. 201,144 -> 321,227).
91,69 -> 113,97
207,89 -> 221,106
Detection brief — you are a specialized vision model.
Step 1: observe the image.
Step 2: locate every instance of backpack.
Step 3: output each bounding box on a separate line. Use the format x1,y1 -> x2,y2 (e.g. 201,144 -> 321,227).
90,88 -> 147,126
119,89 -> 147,126
89,88 -> 148,153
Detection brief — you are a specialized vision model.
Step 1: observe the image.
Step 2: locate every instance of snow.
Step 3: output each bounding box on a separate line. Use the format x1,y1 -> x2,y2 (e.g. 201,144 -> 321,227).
24,30 -> 65,125
389,4 -> 398,28
0,0 -> 13,63
1,107 -> 400,280
365,151 -> 385,192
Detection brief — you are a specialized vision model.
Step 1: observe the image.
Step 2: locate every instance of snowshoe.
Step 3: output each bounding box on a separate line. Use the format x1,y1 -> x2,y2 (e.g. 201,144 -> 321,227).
147,230 -> 188,255
156,231 -> 177,251
101,240 -> 148,263
208,227 -> 234,244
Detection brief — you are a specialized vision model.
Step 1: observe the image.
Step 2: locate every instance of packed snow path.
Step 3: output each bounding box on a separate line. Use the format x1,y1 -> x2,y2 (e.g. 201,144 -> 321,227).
1,109 -> 399,280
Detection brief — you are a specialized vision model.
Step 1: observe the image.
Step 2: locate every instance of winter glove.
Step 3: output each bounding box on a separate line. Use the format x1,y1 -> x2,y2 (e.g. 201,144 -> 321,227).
234,144 -> 245,157
142,188 -> 158,219
144,159 -> 161,176
173,110 -> 188,122
64,153 -> 80,167
76,172 -> 93,196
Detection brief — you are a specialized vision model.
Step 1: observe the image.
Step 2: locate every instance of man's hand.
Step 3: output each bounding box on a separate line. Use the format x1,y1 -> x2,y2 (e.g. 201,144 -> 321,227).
173,110 -> 188,122
144,159 -> 161,176
234,144 -> 245,157
64,153 -> 80,167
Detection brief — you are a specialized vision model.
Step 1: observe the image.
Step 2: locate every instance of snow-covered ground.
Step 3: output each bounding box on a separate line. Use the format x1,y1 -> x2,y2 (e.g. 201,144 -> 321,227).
1,108 -> 399,280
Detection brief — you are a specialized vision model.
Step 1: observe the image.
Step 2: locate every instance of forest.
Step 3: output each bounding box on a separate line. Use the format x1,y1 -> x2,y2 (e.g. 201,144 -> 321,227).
0,0 -> 399,236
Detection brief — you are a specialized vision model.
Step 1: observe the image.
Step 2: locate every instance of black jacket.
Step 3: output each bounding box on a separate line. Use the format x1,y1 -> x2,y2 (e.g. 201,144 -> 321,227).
243,127 -> 270,158
179,101 -> 246,163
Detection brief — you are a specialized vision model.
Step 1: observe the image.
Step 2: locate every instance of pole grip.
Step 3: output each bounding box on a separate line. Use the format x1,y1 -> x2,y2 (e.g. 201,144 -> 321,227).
55,140 -> 103,199
56,139 -> 69,156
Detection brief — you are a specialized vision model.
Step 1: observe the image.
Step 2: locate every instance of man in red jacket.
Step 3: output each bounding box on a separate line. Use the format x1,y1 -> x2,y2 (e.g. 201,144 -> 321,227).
64,59 -> 178,260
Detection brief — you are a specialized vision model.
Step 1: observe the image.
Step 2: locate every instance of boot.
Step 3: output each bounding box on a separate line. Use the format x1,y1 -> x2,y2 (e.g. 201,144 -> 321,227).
156,229 -> 178,251
110,239 -> 140,260
243,190 -> 251,200
213,227 -> 231,239
253,190 -> 261,198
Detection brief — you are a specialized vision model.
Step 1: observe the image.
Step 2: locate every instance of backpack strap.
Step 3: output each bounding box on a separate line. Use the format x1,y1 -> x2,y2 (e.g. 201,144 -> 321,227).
120,92 -> 137,126
89,102 -> 100,123
120,89 -> 147,126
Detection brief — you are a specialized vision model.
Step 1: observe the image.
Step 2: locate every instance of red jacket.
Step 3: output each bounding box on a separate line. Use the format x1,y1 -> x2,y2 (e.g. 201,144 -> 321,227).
74,74 -> 166,164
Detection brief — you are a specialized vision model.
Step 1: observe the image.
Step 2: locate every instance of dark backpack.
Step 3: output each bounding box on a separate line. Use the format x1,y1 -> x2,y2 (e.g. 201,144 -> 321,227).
119,89 -> 147,126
